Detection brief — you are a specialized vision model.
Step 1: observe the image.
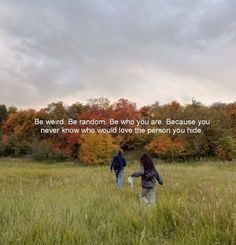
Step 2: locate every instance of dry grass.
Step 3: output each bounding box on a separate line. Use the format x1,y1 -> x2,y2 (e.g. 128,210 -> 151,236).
0,158 -> 235,244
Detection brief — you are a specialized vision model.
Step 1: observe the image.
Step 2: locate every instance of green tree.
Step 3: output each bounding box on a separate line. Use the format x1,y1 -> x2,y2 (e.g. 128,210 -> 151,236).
0,104 -> 7,124
216,134 -> 236,160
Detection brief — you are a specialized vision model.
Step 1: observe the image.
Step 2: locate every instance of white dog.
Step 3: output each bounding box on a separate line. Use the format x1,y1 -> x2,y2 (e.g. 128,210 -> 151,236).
128,176 -> 133,188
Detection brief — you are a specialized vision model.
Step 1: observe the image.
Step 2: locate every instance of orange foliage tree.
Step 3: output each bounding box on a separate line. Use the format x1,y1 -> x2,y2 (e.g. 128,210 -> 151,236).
0,98 -> 236,161
79,133 -> 117,164
145,135 -> 186,161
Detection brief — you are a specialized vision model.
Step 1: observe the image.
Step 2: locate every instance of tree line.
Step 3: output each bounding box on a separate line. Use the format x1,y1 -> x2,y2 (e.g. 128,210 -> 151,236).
0,98 -> 235,163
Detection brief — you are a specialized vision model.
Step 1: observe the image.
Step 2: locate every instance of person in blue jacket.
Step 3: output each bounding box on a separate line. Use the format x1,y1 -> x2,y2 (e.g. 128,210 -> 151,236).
110,149 -> 126,187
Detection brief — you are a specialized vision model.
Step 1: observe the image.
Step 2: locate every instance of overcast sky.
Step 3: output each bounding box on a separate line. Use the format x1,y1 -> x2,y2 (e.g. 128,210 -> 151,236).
0,0 -> 236,108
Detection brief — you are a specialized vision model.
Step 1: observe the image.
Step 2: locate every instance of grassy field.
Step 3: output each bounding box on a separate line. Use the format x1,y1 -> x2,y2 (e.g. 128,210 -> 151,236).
0,158 -> 235,245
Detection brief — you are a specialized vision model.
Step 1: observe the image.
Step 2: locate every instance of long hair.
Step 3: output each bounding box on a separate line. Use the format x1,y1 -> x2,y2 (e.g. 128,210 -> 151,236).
141,153 -> 155,171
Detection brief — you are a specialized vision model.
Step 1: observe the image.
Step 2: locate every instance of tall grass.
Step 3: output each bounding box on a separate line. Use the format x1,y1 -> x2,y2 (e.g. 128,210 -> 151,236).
0,158 -> 235,244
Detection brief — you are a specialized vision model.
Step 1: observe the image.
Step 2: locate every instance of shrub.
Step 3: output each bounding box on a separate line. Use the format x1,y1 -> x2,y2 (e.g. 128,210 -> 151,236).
32,140 -> 67,161
0,135 -> 16,157
216,134 -> 236,160
0,135 -> 31,157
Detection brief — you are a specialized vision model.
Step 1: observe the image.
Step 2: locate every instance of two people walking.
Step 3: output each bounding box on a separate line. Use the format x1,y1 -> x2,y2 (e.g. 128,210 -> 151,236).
110,150 -> 163,206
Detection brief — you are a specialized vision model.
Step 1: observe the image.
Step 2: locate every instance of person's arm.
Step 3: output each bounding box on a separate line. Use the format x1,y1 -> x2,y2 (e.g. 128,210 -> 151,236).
131,165 -> 144,177
110,157 -> 115,171
123,157 -> 126,167
155,169 -> 163,185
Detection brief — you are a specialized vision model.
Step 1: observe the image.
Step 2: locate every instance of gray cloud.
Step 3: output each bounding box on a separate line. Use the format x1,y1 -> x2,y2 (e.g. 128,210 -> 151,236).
0,0 -> 236,108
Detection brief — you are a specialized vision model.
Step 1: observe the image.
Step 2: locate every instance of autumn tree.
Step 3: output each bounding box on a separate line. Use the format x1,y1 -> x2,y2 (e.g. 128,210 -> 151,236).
0,98 -> 235,161
79,133 -> 117,164
3,109 -> 36,140
111,99 -> 141,149
145,135 -> 186,161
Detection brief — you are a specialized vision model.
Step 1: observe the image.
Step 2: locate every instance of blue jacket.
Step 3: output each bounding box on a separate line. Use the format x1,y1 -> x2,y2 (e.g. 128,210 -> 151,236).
110,155 -> 126,171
